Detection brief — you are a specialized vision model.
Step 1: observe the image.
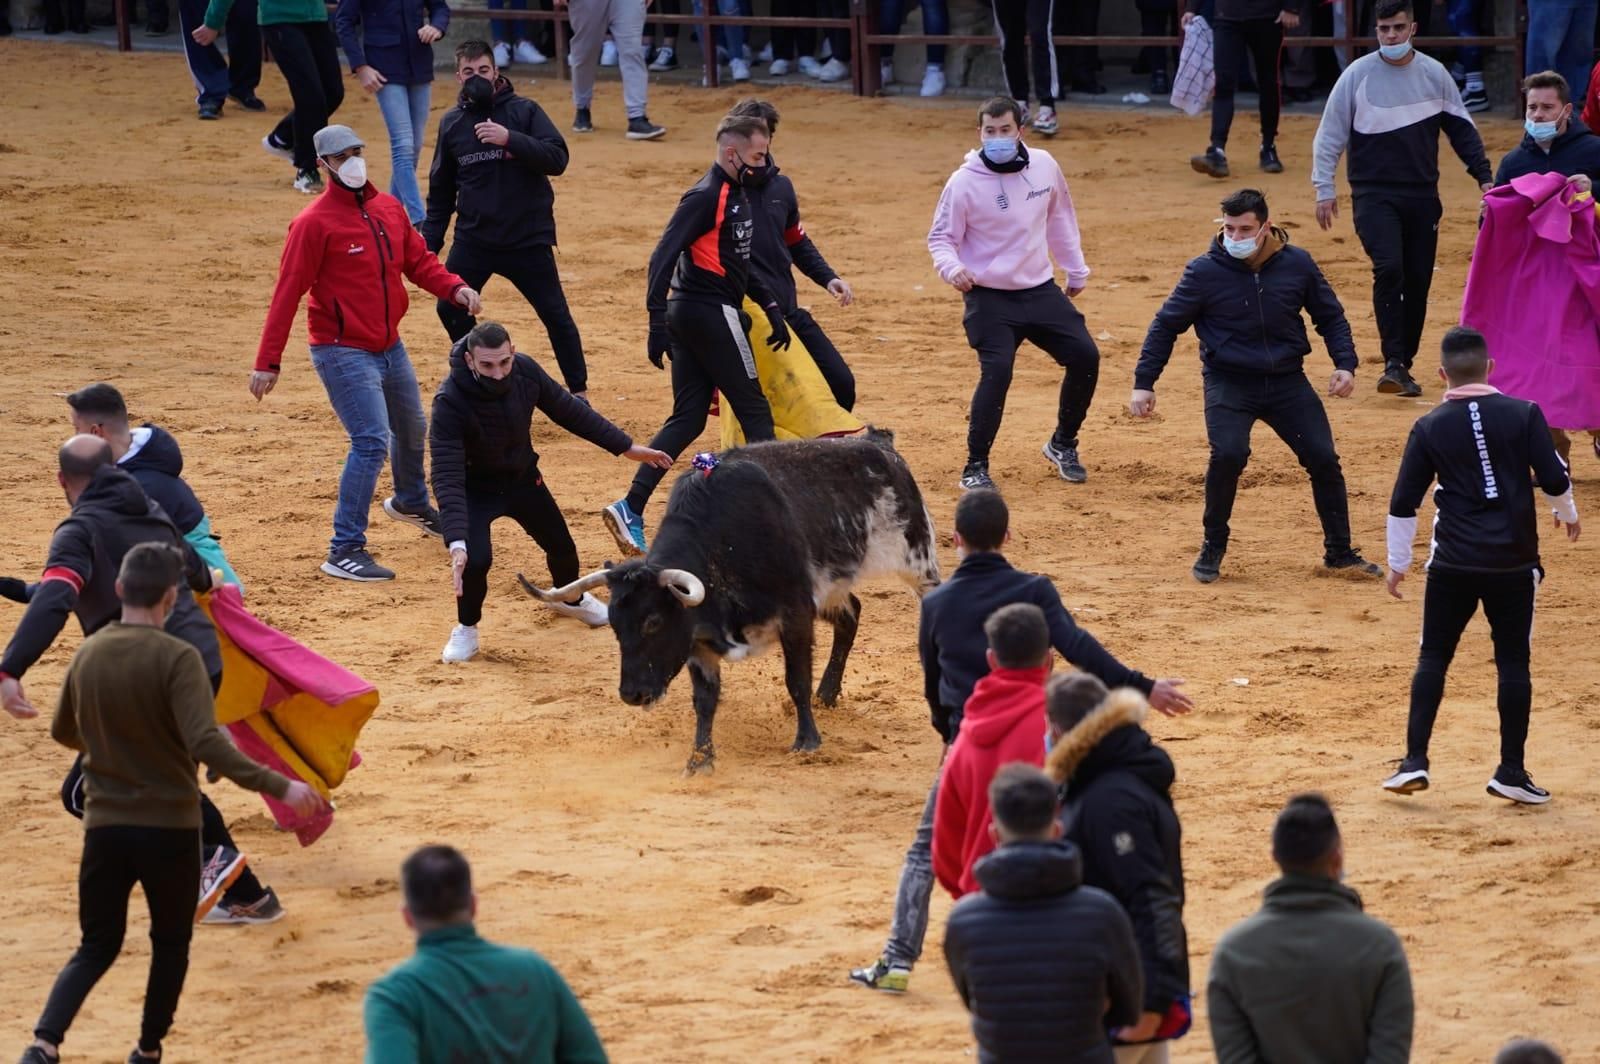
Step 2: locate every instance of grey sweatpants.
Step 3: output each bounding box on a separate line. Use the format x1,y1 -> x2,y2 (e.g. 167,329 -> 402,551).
570,0 -> 649,118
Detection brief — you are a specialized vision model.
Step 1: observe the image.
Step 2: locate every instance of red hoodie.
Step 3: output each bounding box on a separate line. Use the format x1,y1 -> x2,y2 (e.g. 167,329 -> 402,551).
255,180 -> 467,372
932,664 -> 1050,898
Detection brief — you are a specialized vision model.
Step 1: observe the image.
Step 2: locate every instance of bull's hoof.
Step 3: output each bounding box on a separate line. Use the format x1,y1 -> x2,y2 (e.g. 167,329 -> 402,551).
684,747 -> 716,776
791,733 -> 822,753
815,683 -> 842,708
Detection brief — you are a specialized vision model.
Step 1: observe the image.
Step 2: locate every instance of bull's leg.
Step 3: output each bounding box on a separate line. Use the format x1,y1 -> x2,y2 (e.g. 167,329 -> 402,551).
816,593 -> 861,708
685,653 -> 722,776
780,621 -> 822,752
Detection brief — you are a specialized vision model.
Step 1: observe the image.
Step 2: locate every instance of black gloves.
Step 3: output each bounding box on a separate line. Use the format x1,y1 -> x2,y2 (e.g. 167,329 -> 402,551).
0,578 -> 28,604
648,321 -> 673,369
763,304 -> 791,351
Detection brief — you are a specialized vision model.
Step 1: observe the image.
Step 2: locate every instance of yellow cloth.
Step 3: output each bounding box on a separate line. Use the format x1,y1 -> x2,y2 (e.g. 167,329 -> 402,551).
721,297 -> 863,448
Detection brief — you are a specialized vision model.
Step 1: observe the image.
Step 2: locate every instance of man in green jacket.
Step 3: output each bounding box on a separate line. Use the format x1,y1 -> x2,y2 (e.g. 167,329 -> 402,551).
1207,793 -> 1413,1064
364,845 -> 608,1063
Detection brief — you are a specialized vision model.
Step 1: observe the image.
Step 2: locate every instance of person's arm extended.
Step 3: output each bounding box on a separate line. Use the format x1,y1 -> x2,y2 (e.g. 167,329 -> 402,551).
1304,256 -> 1358,372
421,119 -> 459,255
549,966 -> 609,1064
1038,579 -> 1154,694
1134,261 -> 1206,392
531,363 -> 631,453
428,393 -> 470,550
398,219 -> 469,303
1207,949 -> 1268,1064
1439,69 -> 1493,187
926,176 -> 968,284
1046,163 -> 1090,289
333,0 -> 366,72
646,186 -> 712,323
257,216 -> 324,373
1364,931 -> 1415,1064
504,102 -> 570,175
362,984 -> 422,1064
0,522 -> 91,680
1311,71 -> 1356,202
1386,424 -> 1436,573
171,647 -> 290,797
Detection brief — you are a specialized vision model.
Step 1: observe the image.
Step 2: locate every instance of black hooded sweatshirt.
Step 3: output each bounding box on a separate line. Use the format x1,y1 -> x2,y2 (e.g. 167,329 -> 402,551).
119,424 -> 204,535
1493,117 -> 1600,186
422,76 -> 569,254
429,338 -> 633,546
944,840 -> 1143,1063
0,466 -> 219,681
745,156 -> 840,314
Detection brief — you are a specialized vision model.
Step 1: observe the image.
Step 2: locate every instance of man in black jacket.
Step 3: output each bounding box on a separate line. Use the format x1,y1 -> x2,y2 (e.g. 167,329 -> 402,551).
1047,674 -> 1191,1062
726,98 -> 858,411
425,41 -> 588,397
1382,326 -> 1579,805
943,763 -> 1143,1064
1133,188 -> 1381,584
431,321 -> 671,664
849,488 -> 1190,995
1185,0 -> 1299,179
600,113 -> 791,557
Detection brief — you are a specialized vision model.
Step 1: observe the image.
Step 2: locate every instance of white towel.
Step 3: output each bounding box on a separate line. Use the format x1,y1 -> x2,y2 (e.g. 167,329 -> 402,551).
1171,16 -> 1215,118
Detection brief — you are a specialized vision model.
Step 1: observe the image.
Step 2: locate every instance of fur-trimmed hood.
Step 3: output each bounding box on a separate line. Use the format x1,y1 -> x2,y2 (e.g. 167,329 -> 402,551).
1045,687 -> 1175,800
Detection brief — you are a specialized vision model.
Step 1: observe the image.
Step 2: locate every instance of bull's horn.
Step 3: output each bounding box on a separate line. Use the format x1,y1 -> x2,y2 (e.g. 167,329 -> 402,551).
517,568 -> 610,602
657,568 -> 706,606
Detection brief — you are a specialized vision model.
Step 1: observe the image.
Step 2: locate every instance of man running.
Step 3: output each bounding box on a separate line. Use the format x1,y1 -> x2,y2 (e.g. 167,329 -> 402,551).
927,96 -> 1100,492
1311,0 -> 1492,398
1132,189 -> 1383,583
600,113 -> 790,556
425,41 -> 590,399
431,322 -> 671,663
1382,326 -> 1579,805
251,124 -> 482,582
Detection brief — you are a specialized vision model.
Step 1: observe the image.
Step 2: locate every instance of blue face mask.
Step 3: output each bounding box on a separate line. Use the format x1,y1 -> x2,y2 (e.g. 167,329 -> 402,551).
982,137 -> 1020,165
1377,38 -> 1412,61
1223,232 -> 1261,259
1525,118 -> 1561,142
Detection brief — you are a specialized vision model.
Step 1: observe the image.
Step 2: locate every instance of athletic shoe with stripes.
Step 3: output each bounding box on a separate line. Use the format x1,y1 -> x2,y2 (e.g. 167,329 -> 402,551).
196,845 -> 247,923
321,548 -> 395,582
261,132 -> 294,162
1042,438 -> 1086,482
204,886 -> 286,925
849,957 -> 911,993
603,499 -> 648,555
383,496 -> 443,538
1486,767 -> 1551,805
1381,756 -> 1430,795
959,462 -> 995,492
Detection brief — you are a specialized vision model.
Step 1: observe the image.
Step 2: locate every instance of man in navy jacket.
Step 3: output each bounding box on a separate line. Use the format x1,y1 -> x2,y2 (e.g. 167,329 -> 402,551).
1132,188 -> 1381,584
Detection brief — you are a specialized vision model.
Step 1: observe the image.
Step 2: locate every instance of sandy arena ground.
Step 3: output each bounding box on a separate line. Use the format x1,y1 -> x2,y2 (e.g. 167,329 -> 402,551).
1,40 -> 1597,1062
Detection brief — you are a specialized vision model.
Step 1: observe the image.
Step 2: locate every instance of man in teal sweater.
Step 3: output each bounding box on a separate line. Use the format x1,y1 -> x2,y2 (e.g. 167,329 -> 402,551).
364,846 -> 608,1063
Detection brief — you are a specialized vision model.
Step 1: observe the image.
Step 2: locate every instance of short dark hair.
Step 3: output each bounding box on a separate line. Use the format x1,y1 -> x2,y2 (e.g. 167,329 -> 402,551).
1045,671 -> 1110,732
989,763 -> 1059,837
729,97 -> 780,135
984,603 -> 1050,669
977,96 -> 1023,127
1271,793 -> 1341,875
1374,0 -> 1413,21
65,383 -> 129,426
954,488 -> 1008,551
716,114 -> 769,143
465,321 -> 511,354
1440,325 -> 1490,381
455,39 -> 494,65
1522,70 -> 1571,104
1220,188 -> 1269,223
58,436 -> 114,481
402,845 -> 474,922
118,542 -> 184,608
1495,1040 -> 1565,1064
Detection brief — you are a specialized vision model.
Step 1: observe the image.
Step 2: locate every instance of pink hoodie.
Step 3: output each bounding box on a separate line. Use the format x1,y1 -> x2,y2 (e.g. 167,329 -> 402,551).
927,146 -> 1090,291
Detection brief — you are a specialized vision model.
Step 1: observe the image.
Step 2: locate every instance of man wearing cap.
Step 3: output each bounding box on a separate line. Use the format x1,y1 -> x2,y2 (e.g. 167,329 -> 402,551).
251,124 -> 484,583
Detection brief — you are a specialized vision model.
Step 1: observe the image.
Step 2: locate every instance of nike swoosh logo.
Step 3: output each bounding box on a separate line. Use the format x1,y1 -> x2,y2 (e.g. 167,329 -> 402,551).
1354,76 -> 1450,135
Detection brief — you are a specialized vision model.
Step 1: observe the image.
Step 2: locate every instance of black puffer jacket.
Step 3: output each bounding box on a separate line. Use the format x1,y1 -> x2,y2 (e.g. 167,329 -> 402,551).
1493,118 -> 1600,185
943,840 -> 1143,1064
119,424 -> 204,535
1048,689 -> 1190,1019
429,338 -> 632,545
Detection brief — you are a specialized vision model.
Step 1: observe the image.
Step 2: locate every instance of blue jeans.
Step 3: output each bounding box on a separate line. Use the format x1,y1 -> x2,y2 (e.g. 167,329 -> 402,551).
375,81 -> 431,223
1447,0 -> 1481,71
691,0 -> 745,57
489,0 -> 531,43
878,0 -> 948,63
1526,0 -> 1597,102
309,341 -> 430,555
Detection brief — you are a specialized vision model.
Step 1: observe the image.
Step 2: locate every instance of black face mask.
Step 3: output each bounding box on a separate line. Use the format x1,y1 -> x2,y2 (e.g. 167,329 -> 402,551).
742,157 -> 776,189
461,75 -> 494,115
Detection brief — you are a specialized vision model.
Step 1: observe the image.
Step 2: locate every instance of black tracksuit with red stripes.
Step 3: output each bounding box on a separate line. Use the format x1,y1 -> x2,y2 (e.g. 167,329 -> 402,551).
627,165 -> 780,516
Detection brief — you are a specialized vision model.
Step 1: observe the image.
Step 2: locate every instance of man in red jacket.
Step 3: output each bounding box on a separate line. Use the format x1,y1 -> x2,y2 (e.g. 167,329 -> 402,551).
931,602 -> 1053,899
249,123 -> 483,583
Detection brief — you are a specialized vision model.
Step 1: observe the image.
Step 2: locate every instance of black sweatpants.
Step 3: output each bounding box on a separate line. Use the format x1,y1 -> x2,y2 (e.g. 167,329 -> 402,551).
1055,0 -> 1100,89
1210,17 -> 1283,151
1406,567 -> 1539,771
993,0 -> 1058,107
1139,5 -> 1177,76
1351,191 -> 1442,371
34,825 -> 201,1054
770,0 -> 817,58
438,240 -> 588,394
962,282 -> 1100,465
788,306 -> 856,411
459,467 -> 580,626
263,20 -> 345,172
625,300 -> 776,515
1201,369 -> 1352,554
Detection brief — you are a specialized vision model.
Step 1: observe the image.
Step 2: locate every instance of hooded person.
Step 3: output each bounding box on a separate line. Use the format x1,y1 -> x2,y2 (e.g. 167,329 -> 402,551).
1046,674 -> 1192,1061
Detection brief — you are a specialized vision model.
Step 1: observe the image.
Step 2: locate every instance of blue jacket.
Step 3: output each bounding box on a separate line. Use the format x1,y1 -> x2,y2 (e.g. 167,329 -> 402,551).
334,0 -> 448,84
1134,230 -> 1357,390
119,424 -> 205,535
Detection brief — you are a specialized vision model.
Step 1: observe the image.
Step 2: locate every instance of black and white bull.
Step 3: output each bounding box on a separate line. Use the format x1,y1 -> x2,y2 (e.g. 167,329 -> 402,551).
521,434 -> 940,774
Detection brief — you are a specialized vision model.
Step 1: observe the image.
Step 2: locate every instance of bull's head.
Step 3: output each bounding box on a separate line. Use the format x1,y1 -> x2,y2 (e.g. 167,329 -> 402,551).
520,561 -> 705,707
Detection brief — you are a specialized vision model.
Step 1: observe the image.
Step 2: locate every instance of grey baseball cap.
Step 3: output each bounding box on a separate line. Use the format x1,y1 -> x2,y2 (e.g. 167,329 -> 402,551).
312,124 -> 365,157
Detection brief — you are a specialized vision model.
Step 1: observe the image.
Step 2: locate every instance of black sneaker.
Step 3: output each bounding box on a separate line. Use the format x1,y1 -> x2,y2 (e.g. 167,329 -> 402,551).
230,92 -> 267,111
1487,767 -> 1551,805
128,1049 -> 161,1063
1190,146 -> 1229,178
198,102 -> 222,120
1381,755 -> 1431,794
1192,541 -> 1225,583
1376,364 -> 1422,397
383,496 -> 443,538
1324,548 -> 1382,577
1041,438 -> 1087,483
572,107 -> 594,134
321,549 -> 396,582
1260,144 -> 1283,173
958,462 -> 996,492
1461,87 -> 1489,113
20,1048 -> 59,1064
626,115 -> 667,141
1150,69 -> 1169,95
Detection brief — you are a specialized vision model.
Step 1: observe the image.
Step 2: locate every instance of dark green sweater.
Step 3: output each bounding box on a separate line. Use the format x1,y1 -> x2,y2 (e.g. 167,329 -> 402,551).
364,925 -> 608,1064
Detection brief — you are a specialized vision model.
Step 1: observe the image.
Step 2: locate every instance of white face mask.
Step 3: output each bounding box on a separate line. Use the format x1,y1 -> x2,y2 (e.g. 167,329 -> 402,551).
333,156 -> 368,188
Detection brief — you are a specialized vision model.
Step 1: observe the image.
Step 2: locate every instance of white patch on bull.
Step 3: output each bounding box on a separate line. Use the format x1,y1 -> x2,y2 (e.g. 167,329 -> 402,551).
724,618 -> 782,662
809,488 -> 934,608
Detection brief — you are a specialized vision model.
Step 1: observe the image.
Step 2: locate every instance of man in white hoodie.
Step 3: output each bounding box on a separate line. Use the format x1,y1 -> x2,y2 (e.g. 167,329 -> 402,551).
928,96 -> 1099,492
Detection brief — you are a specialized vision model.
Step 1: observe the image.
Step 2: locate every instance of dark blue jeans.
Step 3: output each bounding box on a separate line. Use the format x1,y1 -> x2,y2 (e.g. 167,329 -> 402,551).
1447,0 -> 1481,71
880,0 -> 948,63
1526,0 -> 1597,103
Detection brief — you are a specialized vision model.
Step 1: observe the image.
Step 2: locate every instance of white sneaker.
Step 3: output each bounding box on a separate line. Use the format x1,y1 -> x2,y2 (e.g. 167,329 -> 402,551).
798,55 -> 823,78
820,37 -> 832,59
758,41 -> 773,63
441,624 -> 479,663
880,58 -> 894,85
769,57 -> 791,75
261,133 -> 294,162
1032,105 -> 1059,136
601,39 -> 618,66
817,57 -> 849,82
492,41 -> 511,68
730,57 -> 751,81
920,65 -> 946,97
514,40 -> 547,65
548,592 -> 609,628
649,45 -> 677,70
